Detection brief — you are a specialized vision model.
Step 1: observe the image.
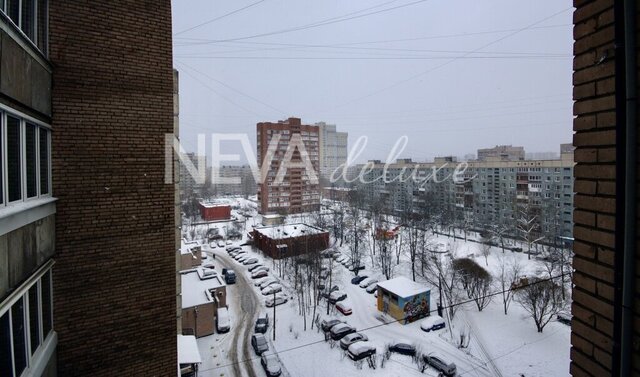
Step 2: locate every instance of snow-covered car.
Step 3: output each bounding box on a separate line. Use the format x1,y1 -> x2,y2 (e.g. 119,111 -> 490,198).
348,264 -> 365,272
254,312 -> 269,333
217,241 -> 225,248
347,342 -> 376,361
339,332 -> 368,350
248,264 -> 268,272
365,283 -> 378,294
226,241 -> 233,245
231,251 -> 246,258
320,318 -> 343,332
420,315 -> 446,332
423,354 -> 456,376
260,354 -> 282,377
388,340 -> 416,356
209,242 -> 217,248
251,334 -> 269,355
237,255 -> 251,263
259,278 -> 279,289
335,301 -> 352,316
216,307 -> 230,333
330,323 -> 356,340
251,270 -> 269,279
328,291 -> 347,304
358,278 -> 377,288
254,277 -> 275,286
243,257 -> 259,265
251,266 -> 269,275
350,275 -> 368,285
261,284 -> 282,296
265,294 -> 288,307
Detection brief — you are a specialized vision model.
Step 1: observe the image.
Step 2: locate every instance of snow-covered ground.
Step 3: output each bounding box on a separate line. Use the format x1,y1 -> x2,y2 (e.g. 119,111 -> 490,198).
183,199 -> 570,377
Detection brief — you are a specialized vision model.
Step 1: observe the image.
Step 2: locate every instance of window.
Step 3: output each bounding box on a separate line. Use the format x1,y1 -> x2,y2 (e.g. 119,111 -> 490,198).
1,110 -> 51,205
0,312 -> 13,377
12,297 -> 27,376
1,0 -> 48,54
28,285 -> 39,355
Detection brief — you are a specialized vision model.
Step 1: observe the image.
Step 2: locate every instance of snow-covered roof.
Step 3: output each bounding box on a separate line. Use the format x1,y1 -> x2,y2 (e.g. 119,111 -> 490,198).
180,239 -> 201,255
199,201 -> 230,208
262,214 -> 282,219
254,223 -> 327,240
180,268 -> 225,308
376,276 -> 429,298
178,335 -> 202,365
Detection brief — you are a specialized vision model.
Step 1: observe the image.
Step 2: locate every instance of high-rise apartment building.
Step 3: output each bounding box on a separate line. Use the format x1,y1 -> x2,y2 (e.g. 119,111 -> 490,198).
0,2 -> 177,376
316,122 -> 348,184
356,145 -> 574,239
257,117 -> 320,214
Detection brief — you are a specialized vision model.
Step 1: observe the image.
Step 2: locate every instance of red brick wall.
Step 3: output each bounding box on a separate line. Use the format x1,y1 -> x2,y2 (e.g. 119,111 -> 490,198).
571,1 -> 639,375
199,204 -> 231,221
49,1 -> 176,375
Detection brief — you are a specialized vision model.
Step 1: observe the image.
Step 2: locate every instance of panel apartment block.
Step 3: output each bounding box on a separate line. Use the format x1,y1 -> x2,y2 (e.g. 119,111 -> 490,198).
49,1 -> 176,375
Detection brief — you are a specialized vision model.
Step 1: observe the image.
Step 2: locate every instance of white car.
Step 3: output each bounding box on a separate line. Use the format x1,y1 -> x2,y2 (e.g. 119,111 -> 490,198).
243,257 -> 259,265
339,332 -> 368,350
265,294 -> 287,307
226,241 -> 233,245
359,278 -> 378,288
259,279 -> 280,290
420,315 -> 446,332
261,284 -> 282,295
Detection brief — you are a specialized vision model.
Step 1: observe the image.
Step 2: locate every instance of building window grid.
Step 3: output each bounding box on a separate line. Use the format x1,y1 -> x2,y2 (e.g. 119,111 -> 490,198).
0,110 -> 52,207
1,0 -> 47,55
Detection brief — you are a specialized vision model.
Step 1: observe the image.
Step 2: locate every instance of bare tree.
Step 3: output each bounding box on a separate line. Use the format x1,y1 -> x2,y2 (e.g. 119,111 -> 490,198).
479,236 -> 492,267
452,258 -> 493,311
497,255 -> 522,315
517,200 -> 543,260
419,246 -> 462,320
515,277 -> 564,332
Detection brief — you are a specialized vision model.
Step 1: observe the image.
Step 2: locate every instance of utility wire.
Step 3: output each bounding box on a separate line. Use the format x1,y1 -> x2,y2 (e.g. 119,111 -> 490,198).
176,55 -> 569,61
196,271 -> 569,373
174,0 -> 269,36
180,0 -> 432,45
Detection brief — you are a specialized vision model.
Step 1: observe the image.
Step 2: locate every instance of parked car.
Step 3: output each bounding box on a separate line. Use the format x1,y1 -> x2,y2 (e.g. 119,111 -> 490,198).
226,241 -> 233,245
216,307 -> 230,333
388,340 -> 416,356
259,279 -> 280,289
210,242 -> 217,248
329,291 -> 347,304
359,278 -> 377,288
319,270 -> 329,280
423,354 -> 457,376
251,270 -> 269,279
261,284 -> 283,296
251,334 -> 269,355
320,318 -> 343,332
224,270 -> 236,284
339,332 -> 368,350
237,256 -> 251,264
217,241 -> 225,248
347,342 -> 376,361
243,257 -> 259,265
420,315 -> 446,332
330,323 -> 356,340
265,295 -> 288,307
351,275 -> 368,285
251,266 -> 269,275
248,264 -> 263,272
255,277 -> 277,287
365,283 -> 378,294
260,354 -> 282,377
349,264 -> 366,272
317,282 -> 326,290
557,312 -> 572,326
335,302 -> 352,316
254,312 -> 269,333
330,285 -> 340,292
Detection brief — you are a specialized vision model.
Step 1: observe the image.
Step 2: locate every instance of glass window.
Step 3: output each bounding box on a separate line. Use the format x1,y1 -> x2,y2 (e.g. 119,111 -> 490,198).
28,284 -> 40,355
0,311 -> 13,377
12,297 -> 27,376
21,0 -> 35,40
37,0 -> 47,52
41,271 -> 52,336
7,115 -> 22,202
26,123 -> 37,198
39,128 -> 49,195
7,0 -> 19,25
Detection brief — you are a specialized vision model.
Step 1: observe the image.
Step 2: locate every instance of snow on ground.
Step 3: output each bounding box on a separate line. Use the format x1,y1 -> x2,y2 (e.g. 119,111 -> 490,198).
183,199 -> 570,377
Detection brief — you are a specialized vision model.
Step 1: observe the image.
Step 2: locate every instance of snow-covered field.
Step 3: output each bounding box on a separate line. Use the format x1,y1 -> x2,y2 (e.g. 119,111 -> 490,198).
183,199 -> 571,377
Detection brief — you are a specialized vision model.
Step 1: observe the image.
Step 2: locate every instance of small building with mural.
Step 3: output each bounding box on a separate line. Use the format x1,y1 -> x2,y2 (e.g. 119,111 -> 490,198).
376,276 -> 431,324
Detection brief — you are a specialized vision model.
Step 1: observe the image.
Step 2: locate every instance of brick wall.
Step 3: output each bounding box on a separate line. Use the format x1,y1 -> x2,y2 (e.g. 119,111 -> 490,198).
48,1 -> 176,375
572,0 -> 639,375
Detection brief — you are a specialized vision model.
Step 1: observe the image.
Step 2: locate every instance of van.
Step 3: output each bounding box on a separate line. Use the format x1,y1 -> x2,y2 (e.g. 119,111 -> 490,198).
224,270 -> 236,284
254,312 -> 269,333
216,307 -> 230,333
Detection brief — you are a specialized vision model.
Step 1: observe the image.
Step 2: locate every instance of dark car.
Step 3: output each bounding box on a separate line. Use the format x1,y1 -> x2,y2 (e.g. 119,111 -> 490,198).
318,282 -> 326,290
224,270 -> 236,284
389,341 -> 416,356
251,334 -> 269,355
255,312 -> 269,333
330,323 -> 356,340
260,354 -> 282,377
320,318 -> 343,332
423,354 -> 457,376
350,275 -> 368,285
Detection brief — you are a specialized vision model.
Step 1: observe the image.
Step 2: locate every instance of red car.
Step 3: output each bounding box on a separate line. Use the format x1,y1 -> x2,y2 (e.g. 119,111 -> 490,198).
336,302 -> 352,316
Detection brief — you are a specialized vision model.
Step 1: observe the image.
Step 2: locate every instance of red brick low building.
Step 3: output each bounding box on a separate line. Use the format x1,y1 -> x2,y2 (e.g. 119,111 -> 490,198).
252,223 -> 329,259
199,202 -> 231,221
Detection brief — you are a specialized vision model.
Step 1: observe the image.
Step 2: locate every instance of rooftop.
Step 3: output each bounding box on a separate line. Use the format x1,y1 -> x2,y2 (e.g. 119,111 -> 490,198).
180,239 -> 201,255
254,223 -> 327,240
377,276 -> 429,298
180,268 -> 225,308
177,335 -> 202,365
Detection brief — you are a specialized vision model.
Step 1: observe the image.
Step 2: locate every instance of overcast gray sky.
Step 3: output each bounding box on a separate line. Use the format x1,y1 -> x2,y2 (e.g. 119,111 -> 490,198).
172,0 -> 573,164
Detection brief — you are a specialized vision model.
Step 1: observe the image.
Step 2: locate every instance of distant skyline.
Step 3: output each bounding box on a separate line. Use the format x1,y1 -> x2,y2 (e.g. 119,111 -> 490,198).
172,0 -> 573,164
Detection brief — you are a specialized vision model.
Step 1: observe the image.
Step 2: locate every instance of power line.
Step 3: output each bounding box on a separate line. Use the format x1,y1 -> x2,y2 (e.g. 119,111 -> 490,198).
173,0 -> 269,36
179,0 -> 432,45
328,7 -> 573,110
176,55 -> 570,61
195,271 -> 569,374
176,60 -> 286,115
